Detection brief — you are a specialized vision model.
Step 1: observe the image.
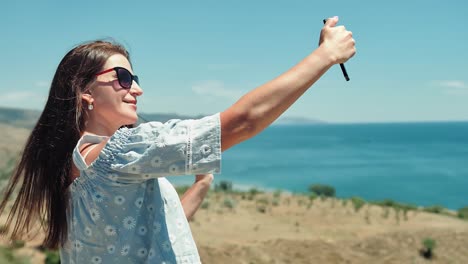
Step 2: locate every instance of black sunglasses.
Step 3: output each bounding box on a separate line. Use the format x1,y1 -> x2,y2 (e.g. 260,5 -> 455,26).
96,67 -> 139,89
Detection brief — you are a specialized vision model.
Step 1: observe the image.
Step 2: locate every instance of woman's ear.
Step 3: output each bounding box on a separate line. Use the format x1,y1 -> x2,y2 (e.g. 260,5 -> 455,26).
81,93 -> 94,105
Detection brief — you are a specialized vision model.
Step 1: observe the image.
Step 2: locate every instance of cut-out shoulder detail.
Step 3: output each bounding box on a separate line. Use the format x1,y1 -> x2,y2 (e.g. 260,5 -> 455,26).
82,144 -> 100,160
79,142 -> 95,153
80,140 -> 108,166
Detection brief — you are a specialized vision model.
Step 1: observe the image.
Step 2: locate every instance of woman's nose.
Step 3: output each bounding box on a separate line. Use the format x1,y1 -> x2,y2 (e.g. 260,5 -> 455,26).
131,81 -> 143,96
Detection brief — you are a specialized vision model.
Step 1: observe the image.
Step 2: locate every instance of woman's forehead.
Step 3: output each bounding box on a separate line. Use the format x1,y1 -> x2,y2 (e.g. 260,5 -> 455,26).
103,54 -> 133,72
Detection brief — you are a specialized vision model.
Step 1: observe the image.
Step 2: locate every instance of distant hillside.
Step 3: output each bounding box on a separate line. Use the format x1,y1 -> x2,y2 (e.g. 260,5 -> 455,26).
0,106 -> 324,129
137,112 -> 205,123
0,106 -> 42,129
275,116 -> 325,125
0,107 -> 205,129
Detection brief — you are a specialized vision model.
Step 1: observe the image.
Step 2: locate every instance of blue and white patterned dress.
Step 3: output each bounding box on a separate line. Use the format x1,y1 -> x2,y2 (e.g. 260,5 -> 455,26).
59,114 -> 221,264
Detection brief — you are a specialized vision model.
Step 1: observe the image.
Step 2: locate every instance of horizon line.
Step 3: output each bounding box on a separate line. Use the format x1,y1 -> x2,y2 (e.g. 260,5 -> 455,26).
1,105 -> 467,125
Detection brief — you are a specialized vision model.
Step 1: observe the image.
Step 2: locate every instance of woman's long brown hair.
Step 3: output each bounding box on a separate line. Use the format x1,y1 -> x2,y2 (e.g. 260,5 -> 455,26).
0,40 -> 130,249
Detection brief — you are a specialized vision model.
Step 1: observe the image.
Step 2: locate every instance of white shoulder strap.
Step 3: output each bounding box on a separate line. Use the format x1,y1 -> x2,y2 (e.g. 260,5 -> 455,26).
82,144 -> 100,160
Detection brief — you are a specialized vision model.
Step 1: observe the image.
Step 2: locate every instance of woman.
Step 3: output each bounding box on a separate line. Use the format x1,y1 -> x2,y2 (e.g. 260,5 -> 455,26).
0,16 -> 355,263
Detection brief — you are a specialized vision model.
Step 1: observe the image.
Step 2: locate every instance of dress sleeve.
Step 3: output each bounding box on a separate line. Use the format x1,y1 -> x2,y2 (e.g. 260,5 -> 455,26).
94,113 -> 221,183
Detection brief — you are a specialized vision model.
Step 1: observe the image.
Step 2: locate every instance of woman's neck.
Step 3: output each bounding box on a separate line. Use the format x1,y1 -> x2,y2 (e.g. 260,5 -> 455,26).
83,116 -> 120,136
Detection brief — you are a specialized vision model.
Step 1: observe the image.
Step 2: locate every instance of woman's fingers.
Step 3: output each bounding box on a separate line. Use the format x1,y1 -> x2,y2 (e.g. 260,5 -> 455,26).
195,174 -> 214,183
319,17 -> 356,64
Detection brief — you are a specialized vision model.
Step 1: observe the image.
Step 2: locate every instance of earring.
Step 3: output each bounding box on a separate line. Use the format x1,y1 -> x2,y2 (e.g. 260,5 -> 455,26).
88,103 -> 94,110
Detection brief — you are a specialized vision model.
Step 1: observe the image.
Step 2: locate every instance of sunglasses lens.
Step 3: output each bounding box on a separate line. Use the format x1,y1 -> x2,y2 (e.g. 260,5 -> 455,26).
134,75 -> 139,85
117,68 -> 132,89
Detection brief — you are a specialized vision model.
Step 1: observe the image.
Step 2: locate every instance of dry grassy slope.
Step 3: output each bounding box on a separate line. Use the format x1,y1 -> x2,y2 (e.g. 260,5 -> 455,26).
0,188 -> 467,263
191,193 -> 468,264
0,124 -> 43,262
0,123 -> 29,172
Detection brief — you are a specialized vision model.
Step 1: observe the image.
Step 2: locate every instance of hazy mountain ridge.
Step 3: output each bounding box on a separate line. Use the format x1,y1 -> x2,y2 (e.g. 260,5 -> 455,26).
274,116 -> 325,125
0,107 -> 42,129
0,106 -> 323,129
0,106 -> 205,129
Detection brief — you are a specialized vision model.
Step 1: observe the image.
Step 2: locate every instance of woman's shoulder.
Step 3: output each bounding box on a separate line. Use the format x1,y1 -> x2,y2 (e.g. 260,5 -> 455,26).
73,134 -> 110,170
80,140 -> 109,166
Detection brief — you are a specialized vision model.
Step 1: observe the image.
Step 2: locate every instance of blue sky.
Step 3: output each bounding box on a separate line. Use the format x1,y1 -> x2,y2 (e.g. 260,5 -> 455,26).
1,0 -> 467,123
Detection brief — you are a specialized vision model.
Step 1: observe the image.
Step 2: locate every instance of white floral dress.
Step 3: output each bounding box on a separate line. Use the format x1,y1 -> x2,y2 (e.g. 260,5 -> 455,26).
59,114 -> 221,264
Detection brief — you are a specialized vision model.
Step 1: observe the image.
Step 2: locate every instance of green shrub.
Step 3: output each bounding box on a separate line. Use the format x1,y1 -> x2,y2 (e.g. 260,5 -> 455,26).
45,250 -> 60,264
247,188 -> 262,200
309,193 -> 318,201
256,204 -> 267,213
350,197 -> 366,212
201,201 -> 210,209
0,246 -> 29,264
308,184 -> 336,197
0,247 -> 15,263
272,198 -> 280,206
373,199 -> 397,207
458,206 -> 468,219
223,197 -> 236,209
372,199 -> 417,212
297,199 -> 305,206
423,205 -> 445,214
215,181 -> 233,192
248,188 -> 260,195
420,238 -> 436,259
10,240 -> 24,249
341,199 -> 348,207
273,190 -> 282,198
423,238 -> 436,251
256,197 -> 269,205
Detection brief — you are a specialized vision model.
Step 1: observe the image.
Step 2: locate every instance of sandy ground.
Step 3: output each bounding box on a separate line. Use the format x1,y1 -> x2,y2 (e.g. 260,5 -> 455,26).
0,124 -> 29,169
190,193 -> 468,264
0,186 -> 468,264
2,192 -> 467,263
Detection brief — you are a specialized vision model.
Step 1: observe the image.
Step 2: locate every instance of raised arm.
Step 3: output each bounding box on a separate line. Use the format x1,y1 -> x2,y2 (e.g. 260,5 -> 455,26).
220,16 -> 355,151
180,174 -> 214,220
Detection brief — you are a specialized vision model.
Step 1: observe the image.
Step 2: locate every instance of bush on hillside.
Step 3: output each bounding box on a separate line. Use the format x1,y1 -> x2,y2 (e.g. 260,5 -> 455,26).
247,188 -> 262,200
0,246 -> 28,264
423,205 -> 445,214
215,181 -> 232,192
223,197 -> 236,209
45,250 -> 60,264
372,199 -> 417,212
308,184 -> 335,197
350,196 -> 366,212
420,238 -> 436,259
458,206 -> 468,219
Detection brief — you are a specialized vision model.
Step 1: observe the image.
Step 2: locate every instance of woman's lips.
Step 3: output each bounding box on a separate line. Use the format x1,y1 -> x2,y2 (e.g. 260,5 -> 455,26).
124,101 -> 137,110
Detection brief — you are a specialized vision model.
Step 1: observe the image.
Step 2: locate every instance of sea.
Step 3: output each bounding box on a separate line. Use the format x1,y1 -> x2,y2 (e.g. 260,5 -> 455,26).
169,122 -> 468,210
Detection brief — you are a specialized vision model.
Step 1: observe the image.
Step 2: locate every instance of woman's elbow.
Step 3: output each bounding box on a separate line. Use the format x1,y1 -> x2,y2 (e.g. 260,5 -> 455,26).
220,108 -> 258,150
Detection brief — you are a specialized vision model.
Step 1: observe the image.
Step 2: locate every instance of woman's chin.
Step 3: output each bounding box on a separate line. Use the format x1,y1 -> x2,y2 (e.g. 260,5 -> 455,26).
116,114 -> 139,128
128,114 -> 139,125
